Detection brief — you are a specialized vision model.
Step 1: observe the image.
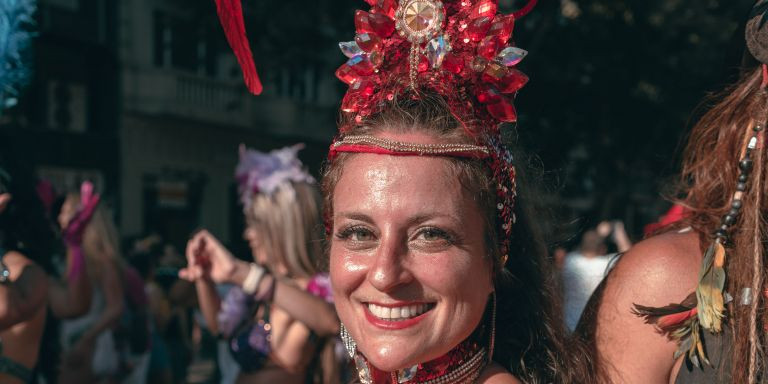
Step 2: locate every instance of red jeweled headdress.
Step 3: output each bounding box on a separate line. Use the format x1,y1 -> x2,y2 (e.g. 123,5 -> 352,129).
335,0 -> 535,134
214,0 -> 536,261
330,0 -> 536,261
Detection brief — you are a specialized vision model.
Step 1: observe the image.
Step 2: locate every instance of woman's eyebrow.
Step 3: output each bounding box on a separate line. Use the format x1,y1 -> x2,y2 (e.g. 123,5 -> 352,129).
334,212 -> 375,224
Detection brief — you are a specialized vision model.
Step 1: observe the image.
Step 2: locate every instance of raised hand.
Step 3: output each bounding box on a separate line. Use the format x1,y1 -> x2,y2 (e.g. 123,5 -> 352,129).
62,181 -> 101,248
180,230 -> 239,284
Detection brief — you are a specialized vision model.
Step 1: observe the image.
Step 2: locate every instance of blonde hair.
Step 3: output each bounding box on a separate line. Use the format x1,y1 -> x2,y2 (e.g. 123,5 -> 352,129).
245,181 -> 323,278
64,194 -> 121,269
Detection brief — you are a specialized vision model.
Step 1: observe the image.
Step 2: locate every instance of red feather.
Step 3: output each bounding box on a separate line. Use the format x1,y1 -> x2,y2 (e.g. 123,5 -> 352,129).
215,0 -> 263,95
656,308 -> 697,331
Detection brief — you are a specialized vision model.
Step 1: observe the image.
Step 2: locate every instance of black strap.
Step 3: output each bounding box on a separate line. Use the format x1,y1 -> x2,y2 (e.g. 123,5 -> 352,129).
0,356 -> 33,383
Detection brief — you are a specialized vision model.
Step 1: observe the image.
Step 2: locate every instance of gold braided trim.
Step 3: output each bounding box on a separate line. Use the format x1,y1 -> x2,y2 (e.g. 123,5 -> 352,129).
333,135 -> 490,157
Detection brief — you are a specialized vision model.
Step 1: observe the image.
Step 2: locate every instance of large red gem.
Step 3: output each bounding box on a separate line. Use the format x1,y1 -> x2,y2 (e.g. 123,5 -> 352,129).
347,55 -> 375,75
470,0 -> 497,20
486,98 -> 517,122
371,0 -> 397,18
466,16 -> 492,42
341,92 -> 360,113
488,14 -> 515,43
475,84 -> 501,104
477,35 -> 501,59
335,64 -> 360,85
355,10 -> 395,37
355,33 -> 382,52
349,79 -> 375,97
442,53 -> 465,74
495,68 -> 529,93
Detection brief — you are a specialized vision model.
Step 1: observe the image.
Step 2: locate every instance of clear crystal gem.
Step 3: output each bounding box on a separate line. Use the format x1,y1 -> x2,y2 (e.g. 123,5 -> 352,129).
497,47 -> 528,67
354,354 -> 373,384
339,41 -> 363,58
426,35 -> 450,68
398,365 -> 419,382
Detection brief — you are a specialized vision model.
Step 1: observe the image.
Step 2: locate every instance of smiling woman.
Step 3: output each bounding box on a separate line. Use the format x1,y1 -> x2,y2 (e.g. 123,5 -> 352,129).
214,0 -> 592,381
321,94 -> 593,384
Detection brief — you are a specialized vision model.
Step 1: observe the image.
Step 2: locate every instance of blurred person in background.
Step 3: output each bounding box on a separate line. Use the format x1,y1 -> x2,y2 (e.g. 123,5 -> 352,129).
561,221 -> 631,332
155,242 -> 196,383
129,235 -> 173,384
180,145 -> 341,384
57,194 -> 149,383
0,148 -> 59,383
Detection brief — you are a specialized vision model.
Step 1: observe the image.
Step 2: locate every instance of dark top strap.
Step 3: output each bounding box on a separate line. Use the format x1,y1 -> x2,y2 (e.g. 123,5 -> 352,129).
674,328 -> 733,384
0,356 -> 33,383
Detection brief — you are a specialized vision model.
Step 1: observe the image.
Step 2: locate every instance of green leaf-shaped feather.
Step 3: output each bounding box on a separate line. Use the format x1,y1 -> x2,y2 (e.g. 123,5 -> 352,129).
696,241 -> 726,332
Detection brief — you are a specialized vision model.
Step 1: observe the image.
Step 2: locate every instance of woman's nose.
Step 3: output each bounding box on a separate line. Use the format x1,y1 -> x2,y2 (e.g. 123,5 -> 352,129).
367,231 -> 413,292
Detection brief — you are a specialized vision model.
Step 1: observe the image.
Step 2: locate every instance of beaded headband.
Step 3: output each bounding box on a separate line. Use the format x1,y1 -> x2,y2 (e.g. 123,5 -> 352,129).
329,134 -> 491,159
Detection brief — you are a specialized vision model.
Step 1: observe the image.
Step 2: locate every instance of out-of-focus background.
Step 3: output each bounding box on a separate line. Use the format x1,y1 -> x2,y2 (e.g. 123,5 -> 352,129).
0,0 -> 755,250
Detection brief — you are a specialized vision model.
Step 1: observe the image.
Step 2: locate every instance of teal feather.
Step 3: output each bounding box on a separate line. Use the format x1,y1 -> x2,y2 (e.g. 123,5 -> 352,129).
0,0 -> 37,111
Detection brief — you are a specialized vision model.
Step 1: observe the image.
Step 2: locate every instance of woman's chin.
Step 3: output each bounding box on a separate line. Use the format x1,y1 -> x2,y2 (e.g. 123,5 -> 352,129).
360,344 -> 426,372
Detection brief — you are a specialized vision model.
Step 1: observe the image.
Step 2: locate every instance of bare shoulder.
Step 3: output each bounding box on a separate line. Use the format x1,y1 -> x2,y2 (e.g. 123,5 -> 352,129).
3,250 -> 44,280
477,363 -> 521,384
609,230 -> 701,288
593,230 -> 701,383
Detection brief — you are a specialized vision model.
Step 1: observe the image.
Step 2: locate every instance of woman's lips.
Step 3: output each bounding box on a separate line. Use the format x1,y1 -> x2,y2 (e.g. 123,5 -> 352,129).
363,302 -> 436,330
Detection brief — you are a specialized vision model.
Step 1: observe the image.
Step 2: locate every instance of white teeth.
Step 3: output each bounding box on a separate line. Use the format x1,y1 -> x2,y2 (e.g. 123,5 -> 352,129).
367,303 -> 432,321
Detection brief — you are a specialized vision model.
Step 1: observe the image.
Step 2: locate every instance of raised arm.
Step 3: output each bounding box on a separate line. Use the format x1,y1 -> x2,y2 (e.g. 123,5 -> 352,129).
180,230 -> 339,337
48,246 -> 92,319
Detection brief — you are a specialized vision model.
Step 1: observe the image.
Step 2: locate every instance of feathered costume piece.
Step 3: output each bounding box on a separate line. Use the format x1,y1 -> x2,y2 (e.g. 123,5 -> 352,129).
0,0 -> 36,111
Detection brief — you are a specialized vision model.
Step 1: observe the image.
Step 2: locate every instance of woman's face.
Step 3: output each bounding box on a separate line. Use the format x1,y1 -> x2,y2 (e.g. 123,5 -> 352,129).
330,132 -> 494,372
243,226 -> 267,265
243,224 -> 289,276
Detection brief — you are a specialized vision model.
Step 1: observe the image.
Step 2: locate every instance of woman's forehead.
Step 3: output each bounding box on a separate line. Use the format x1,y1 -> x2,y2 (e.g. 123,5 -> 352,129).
333,154 -> 471,219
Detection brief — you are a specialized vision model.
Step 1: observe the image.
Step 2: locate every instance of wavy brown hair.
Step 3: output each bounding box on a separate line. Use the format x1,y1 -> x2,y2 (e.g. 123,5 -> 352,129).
322,92 -> 596,384
665,67 -> 768,383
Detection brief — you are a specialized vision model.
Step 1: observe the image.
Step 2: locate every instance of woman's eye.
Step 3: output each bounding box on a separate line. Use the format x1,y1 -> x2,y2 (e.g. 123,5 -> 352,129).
336,226 -> 376,243
420,229 -> 446,241
413,228 -> 453,246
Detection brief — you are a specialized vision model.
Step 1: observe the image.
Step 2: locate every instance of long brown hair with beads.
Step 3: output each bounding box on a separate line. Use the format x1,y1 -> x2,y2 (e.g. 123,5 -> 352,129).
662,66 -> 768,383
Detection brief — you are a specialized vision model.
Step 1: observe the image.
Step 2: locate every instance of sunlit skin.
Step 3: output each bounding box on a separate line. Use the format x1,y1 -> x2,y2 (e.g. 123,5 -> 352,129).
0,193 -> 11,214
330,131 -> 494,372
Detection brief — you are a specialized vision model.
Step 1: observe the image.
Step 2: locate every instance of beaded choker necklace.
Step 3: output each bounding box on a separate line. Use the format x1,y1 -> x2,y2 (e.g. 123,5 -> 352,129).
350,338 -> 488,384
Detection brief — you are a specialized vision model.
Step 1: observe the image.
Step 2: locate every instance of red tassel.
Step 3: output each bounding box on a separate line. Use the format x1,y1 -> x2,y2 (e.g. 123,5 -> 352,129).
215,0 -> 263,95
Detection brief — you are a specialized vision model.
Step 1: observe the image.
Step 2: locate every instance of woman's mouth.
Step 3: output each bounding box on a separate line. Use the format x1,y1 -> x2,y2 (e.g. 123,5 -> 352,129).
363,302 -> 436,329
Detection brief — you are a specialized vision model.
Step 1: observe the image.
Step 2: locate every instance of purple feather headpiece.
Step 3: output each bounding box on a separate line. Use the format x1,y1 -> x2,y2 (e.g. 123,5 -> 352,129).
235,144 -> 315,208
